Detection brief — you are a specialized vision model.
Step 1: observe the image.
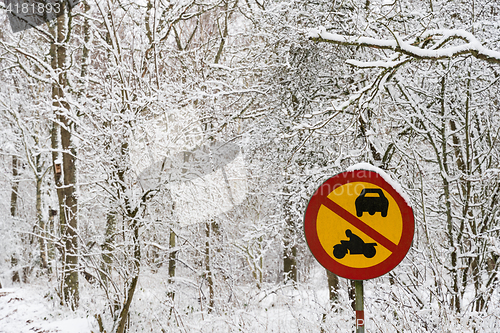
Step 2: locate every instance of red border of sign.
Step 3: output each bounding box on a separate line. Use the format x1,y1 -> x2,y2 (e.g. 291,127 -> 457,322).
304,169 -> 414,280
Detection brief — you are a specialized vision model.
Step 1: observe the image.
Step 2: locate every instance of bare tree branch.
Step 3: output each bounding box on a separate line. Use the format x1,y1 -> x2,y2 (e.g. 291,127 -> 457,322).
309,27 -> 500,65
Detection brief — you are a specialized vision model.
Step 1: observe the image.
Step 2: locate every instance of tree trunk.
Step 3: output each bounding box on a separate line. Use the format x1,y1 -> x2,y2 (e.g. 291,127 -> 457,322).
116,219 -> 141,333
167,229 -> 177,302
10,155 -> 20,283
47,209 -> 57,273
51,3 -> 79,309
283,176 -> 298,283
439,76 -> 460,313
60,119 -> 79,309
283,239 -> 298,283
326,270 -> 339,303
204,221 -> 216,312
10,155 -> 19,217
100,211 -> 116,285
37,174 -> 48,270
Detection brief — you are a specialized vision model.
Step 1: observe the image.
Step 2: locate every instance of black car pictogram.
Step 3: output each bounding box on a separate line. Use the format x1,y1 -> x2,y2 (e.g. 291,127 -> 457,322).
355,188 -> 389,217
333,230 -> 377,259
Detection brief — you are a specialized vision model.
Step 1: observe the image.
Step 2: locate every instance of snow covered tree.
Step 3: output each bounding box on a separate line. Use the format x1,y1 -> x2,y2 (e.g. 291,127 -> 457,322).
307,0 -> 500,319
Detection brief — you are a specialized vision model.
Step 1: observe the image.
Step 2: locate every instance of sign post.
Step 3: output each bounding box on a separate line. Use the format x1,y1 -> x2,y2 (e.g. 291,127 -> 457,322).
304,164 -> 414,332
355,280 -> 364,333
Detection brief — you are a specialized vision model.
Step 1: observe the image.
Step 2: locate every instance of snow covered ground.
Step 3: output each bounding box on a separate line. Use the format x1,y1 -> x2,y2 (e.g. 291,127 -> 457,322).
0,268 -> 342,333
0,286 -> 95,333
1,265 -> 499,333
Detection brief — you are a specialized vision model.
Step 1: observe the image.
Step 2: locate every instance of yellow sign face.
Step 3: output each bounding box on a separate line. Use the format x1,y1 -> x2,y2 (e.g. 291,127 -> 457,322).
316,182 -> 403,268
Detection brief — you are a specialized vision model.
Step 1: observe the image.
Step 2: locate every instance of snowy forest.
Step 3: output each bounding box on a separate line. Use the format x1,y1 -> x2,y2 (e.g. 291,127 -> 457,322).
0,0 -> 500,332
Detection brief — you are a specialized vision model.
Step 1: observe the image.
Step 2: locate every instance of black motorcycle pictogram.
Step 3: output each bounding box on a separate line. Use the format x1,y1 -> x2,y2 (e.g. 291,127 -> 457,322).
333,229 -> 377,259
355,188 -> 389,217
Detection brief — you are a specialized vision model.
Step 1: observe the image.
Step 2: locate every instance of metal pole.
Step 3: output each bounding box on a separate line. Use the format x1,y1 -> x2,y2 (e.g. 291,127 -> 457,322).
355,280 -> 365,333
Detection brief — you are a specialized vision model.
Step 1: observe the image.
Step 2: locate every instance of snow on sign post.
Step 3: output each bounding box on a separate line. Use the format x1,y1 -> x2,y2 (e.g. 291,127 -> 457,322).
304,163 -> 414,333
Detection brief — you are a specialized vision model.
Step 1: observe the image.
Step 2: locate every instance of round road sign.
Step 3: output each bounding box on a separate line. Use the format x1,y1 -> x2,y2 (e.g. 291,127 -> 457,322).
304,166 -> 414,280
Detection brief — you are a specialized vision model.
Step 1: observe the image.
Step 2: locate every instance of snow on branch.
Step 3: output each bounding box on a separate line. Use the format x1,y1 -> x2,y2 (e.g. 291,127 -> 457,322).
345,58 -> 410,68
308,27 -> 500,65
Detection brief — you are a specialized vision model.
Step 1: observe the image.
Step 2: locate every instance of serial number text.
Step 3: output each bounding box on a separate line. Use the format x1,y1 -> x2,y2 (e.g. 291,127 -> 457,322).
5,2 -> 61,15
